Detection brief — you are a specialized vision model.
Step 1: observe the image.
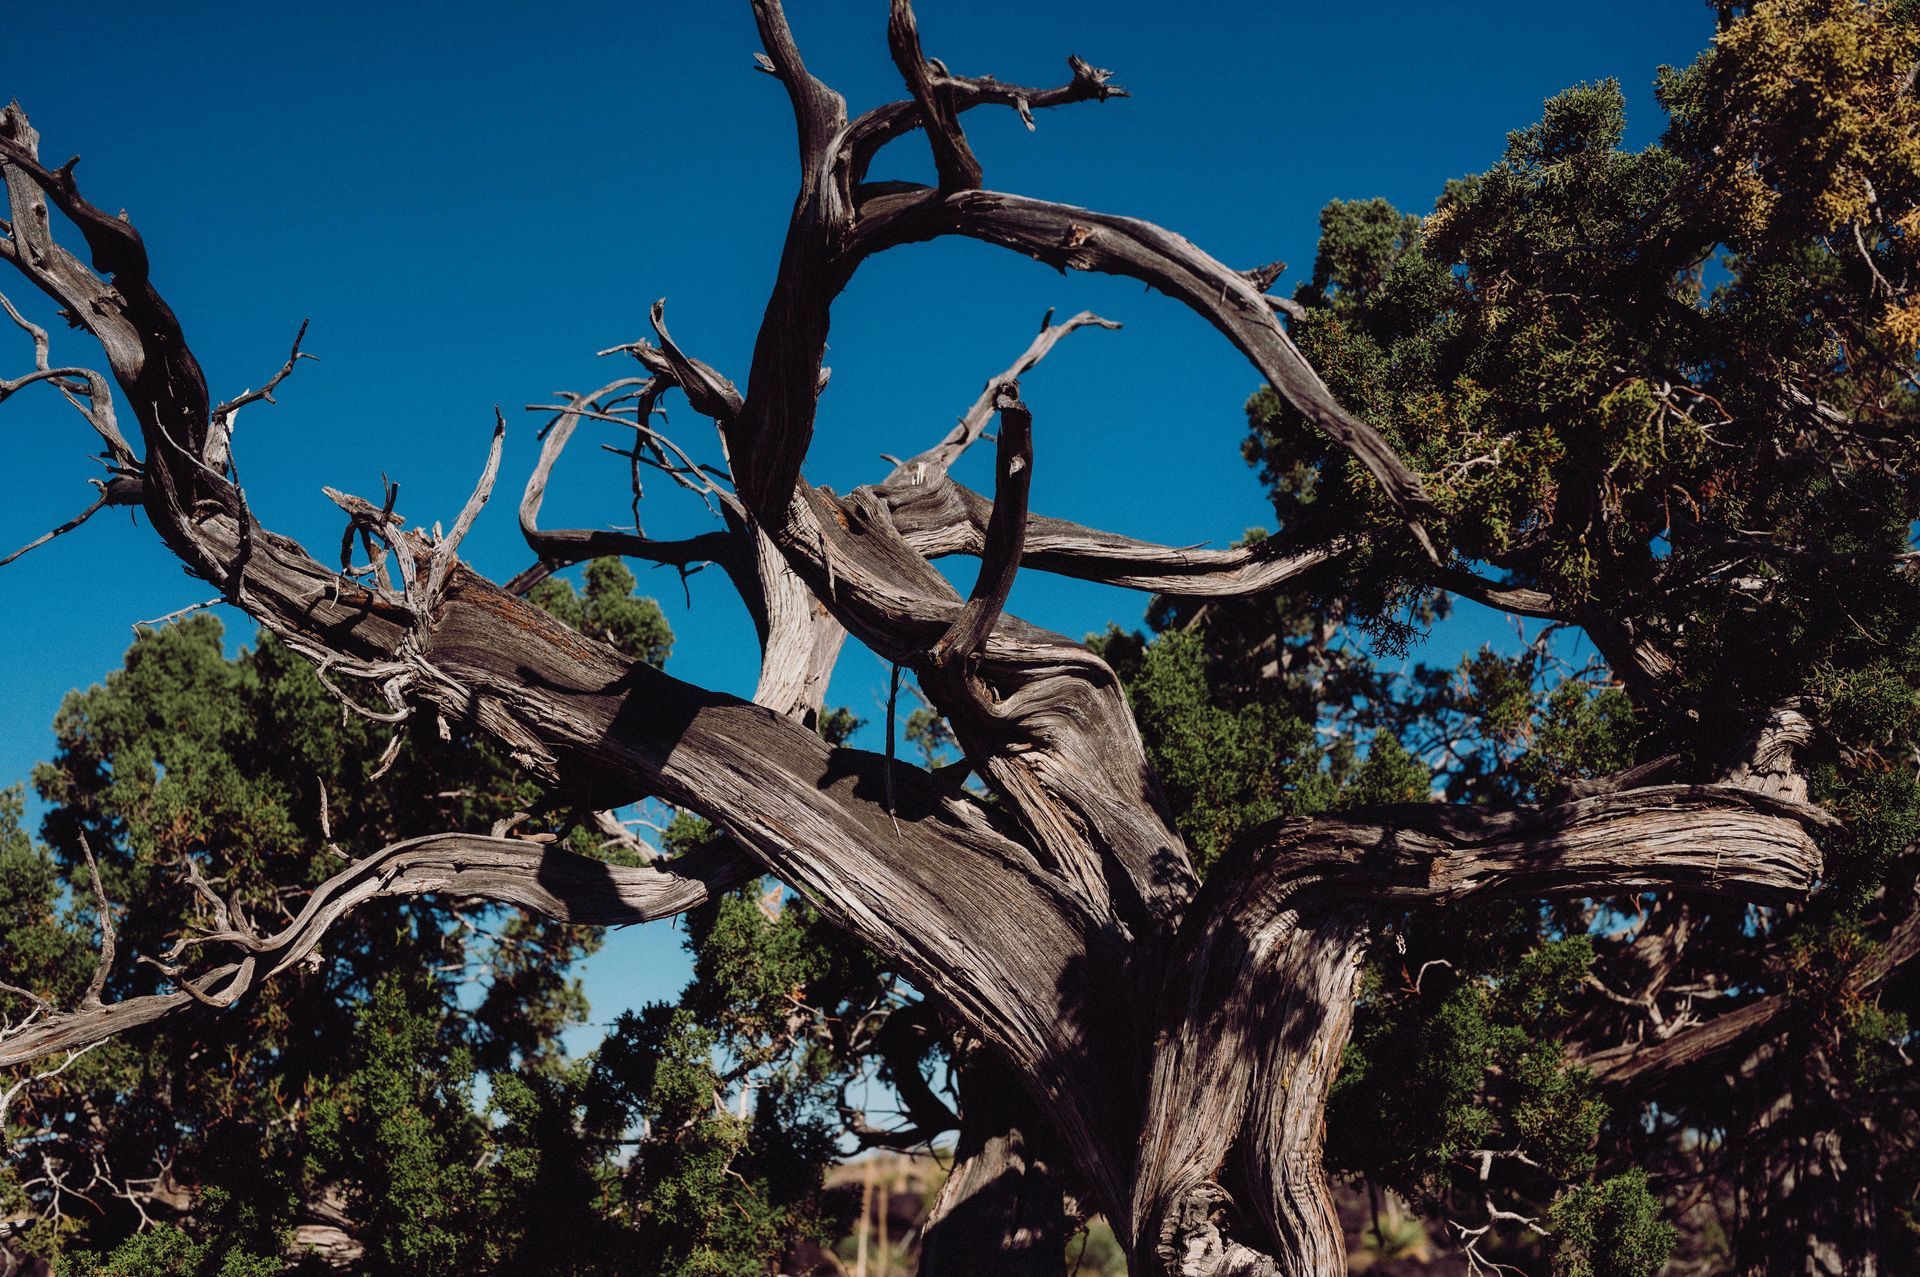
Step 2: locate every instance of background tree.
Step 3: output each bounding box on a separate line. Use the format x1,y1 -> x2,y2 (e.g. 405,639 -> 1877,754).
0,2 -> 1912,1276
1233,3 -> 1920,1269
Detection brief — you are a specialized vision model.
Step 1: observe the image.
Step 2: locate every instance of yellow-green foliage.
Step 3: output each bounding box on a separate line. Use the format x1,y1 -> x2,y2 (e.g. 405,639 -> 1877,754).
1668,0 -> 1920,241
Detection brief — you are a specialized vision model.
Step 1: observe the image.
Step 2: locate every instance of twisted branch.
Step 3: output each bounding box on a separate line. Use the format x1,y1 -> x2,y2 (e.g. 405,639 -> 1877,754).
0,834 -> 752,1071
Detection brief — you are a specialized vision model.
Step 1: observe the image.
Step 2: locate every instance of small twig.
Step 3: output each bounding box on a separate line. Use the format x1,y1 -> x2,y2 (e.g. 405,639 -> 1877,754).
901,310 -> 1117,476
1414,957 -> 1453,993
424,413 -> 506,609
0,1042 -> 103,1142
76,835 -> 115,1010
131,597 -> 222,634
0,485 -> 114,569
367,726 -> 407,781
885,663 -> 902,835
317,776 -> 346,859
209,318 -> 316,424
0,982 -> 53,1014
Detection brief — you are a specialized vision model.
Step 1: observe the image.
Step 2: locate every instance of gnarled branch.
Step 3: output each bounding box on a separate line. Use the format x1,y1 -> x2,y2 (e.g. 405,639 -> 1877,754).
0,834 -> 752,1070
1133,782 -> 1827,1274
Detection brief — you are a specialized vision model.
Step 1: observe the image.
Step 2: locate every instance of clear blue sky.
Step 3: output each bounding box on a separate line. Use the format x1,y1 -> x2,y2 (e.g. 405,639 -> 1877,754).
0,2 -> 1712,1036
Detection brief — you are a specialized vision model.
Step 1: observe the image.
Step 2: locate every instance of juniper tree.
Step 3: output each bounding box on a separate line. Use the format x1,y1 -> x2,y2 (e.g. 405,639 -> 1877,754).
1,3 -> 1916,1275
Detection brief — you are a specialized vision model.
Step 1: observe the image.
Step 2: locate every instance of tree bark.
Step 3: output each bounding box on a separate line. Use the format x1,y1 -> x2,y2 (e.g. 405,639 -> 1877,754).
919,1054 -> 1075,1277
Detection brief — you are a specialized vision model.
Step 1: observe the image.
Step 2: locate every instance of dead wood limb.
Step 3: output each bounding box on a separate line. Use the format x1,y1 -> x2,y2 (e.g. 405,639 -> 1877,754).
887,0 -> 984,192
928,382 -> 1032,699
846,55 -> 1126,188
0,834 -> 752,1071
1133,783 -> 1829,1274
0,483 -> 118,569
843,187 -> 1438,559
423,414 -> 504,611
882,473 -> 1351,596
1583,873 -> 1920,1093
891,307 -> 1119,481
748,0 -> 846,173
205,318 -> 313,474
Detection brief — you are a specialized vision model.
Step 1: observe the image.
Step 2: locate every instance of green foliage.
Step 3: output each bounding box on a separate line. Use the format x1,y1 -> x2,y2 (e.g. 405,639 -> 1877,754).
1513,680 -> 1638,801
1329,933 -> 1604,1195
5,557 -> 884,1277
1122,626 -> 1325,870
1100,599 -> 1435,874
1342,731 -> 1432,806
903,704 -> 956,767
1331,981 -> 1501,1197
589,1006 -> 841,1276
304,975 -> 485,1276
64,1188 -> 286,1277
1252,5 -> 1920,1268
816,705 -> 864,747
1311,197 -> 1422,303
1547,1170 -> 1677,1277
1063,1216 -> 1127,1275
0,786 -> 90,1009
539,811 -> 890,1276
3,569 -> 681,1273
1661,0 -> 1920,252
577,862 -> 875,1275
528,558 -> 674,666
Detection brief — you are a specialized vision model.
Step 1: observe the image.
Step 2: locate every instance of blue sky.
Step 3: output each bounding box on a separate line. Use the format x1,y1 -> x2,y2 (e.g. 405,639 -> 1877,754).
0,1 -> 1712,1034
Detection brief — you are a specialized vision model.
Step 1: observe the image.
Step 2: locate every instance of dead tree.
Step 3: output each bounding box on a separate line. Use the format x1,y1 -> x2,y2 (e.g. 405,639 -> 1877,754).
0,5 -> 1833,1273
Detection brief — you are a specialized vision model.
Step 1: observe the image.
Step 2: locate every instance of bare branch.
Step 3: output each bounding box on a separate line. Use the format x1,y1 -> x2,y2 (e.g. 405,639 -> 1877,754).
928,382 -> 1031,697
209,319 -> 315,424
748,0 -> 846,172
846,54 -> 1127,187
1241,260 -> 1287,294
865,308 -> 1354,599
745,519 -> 847,721
423,413 -> 505,609
205,318 -> 314,475
883,473 -> 1352,596
75,835 -> 114,1011
1585,874 -> 1920,1093
847,186 -> 1440,558
0,1042 -> 102,1140
887,0 -> 983,192
1435,566 -> 1566,620
1134,782 -> 1829,1269
1,103 -> 221,578
130,600 -> 222,640
513,370 -> 742,587
0,361 -> 133,474
892,307 -> 1119,478
0,483 -> 117,569
0,833 -> 753,1071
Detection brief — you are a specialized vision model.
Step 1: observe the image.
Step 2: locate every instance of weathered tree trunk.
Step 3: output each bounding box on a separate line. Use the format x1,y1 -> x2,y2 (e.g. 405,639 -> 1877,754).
918,1056 -> 1075,1277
